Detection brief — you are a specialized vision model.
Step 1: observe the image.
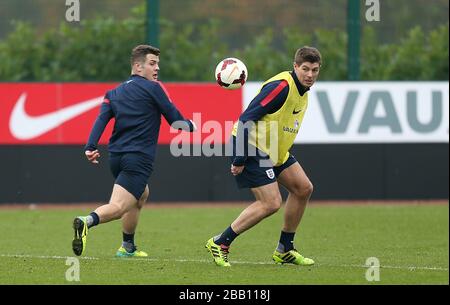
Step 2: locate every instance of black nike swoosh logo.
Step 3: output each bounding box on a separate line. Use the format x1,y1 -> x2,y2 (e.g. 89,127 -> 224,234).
293,109 -> 302,114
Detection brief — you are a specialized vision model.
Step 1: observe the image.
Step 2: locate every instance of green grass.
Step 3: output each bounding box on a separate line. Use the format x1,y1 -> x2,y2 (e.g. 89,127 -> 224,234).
0,204 -> 448,284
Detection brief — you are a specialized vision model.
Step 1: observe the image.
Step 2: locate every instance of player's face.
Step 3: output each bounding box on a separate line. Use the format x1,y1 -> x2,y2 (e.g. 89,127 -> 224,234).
294,62 -> 320,88
135,54 -> 160,81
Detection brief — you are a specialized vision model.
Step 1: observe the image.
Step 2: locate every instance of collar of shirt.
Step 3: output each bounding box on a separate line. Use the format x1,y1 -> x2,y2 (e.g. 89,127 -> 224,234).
130,74 -> 150,81
290,71 -> 309,96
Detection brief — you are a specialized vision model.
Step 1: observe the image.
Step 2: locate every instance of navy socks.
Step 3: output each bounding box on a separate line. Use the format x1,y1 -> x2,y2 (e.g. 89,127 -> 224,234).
214,226 -> 238,247
277,231 -> 295,253
86,212 -> 100,228
122,232 -> 136,252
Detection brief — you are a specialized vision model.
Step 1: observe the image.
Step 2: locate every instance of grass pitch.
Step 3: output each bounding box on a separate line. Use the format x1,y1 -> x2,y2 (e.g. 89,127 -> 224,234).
0,203 -> 448,285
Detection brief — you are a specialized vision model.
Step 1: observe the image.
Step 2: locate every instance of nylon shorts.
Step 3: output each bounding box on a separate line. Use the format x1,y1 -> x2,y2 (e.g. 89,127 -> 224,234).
109,152 -> 153,200
229,136 -> 297,189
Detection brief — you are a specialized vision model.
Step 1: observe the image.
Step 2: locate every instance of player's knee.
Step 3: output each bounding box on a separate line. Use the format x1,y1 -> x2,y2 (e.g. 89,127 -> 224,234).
261,194 -> 282,214
292,182 -> 314,201
304,182 -> 314,198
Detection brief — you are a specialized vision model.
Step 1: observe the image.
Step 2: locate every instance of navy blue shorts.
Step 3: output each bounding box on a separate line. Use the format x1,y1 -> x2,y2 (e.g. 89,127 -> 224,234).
229,137 -> 297,189
109,152 -> 153,200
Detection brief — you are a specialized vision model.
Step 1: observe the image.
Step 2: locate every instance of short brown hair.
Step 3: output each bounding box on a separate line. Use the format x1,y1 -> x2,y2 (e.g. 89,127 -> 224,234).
294,46 -> 322,66
130,45 -> 160,66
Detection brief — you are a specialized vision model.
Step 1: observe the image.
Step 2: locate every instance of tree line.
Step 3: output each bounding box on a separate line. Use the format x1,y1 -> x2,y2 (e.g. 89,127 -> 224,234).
0,5 -> 447,82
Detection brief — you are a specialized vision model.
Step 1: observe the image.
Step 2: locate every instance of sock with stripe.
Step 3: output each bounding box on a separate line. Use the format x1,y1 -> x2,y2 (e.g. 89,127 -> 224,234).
213,226 -> 238,247
276,231 -> 295,253
122,232 -> 136,253
85,212 -> 100,228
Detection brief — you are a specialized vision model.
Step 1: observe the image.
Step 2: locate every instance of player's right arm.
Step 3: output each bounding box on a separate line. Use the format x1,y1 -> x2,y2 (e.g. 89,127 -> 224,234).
84,95 -> 114,164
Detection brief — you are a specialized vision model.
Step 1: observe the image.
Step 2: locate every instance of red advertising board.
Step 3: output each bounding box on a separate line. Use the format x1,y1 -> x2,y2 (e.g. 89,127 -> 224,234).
0,83 -> 242,144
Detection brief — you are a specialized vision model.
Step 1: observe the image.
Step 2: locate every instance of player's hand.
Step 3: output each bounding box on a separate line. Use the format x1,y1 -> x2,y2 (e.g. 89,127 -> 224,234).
85,150 -> 100,164
231,164 -> 244,176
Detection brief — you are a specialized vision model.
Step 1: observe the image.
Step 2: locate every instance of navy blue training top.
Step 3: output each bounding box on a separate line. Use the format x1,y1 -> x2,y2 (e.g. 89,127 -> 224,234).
85,74 -> 194,159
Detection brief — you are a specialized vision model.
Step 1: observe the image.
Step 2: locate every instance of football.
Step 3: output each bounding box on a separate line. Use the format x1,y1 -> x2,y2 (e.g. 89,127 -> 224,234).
215,58 -> 248,89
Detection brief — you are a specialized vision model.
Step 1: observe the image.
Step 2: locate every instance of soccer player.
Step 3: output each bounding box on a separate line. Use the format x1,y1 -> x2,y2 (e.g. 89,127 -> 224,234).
72,45 -> 196,257
206,46 -> 321,267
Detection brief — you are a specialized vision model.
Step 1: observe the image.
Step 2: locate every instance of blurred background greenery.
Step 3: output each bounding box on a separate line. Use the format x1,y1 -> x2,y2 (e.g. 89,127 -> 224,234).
0,0 -> 448,81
